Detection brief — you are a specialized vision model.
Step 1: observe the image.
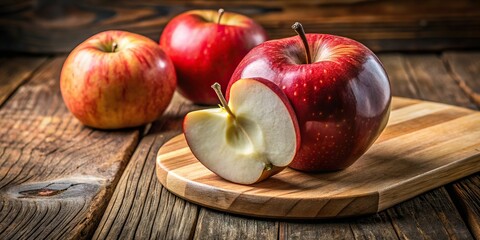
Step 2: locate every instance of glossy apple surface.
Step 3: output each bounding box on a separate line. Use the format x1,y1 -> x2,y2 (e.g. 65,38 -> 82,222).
160,9 -> 267,105
229,33 -> 391,171
61,30 -> 176,129
183,78 -> 300,184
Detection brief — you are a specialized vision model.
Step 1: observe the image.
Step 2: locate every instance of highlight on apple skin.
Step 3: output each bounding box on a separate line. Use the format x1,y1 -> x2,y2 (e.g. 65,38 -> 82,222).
183,78 -> 300,184
229,22 -> 391,172
160,9 -> 267,105
60,30 -> 177,129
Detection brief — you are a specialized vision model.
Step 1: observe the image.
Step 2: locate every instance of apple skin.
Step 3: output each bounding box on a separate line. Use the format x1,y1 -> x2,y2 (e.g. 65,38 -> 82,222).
61,30 -> 176,129
229,34 -> 391,172
160,10 -> 267,105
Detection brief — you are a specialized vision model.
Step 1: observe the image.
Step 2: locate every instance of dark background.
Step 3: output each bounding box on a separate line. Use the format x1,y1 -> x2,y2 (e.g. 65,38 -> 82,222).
1,0 -> 480,54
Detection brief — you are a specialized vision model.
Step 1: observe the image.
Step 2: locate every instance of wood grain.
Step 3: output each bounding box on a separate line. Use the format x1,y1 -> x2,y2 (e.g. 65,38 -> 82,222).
387,187 -> 471,239
93,93 -> 200,240
443,52 -> 480,107
404,54 -> 477,109
1,0 -> 479,53
0,57 -> 47,106
449,176 -> 480,238
194,208 -> 278,240
156,97 -> 480,219
0,56 -> 139,239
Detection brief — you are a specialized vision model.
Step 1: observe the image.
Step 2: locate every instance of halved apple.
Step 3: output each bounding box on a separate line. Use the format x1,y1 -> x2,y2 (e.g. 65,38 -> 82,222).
183,78 -> 300,184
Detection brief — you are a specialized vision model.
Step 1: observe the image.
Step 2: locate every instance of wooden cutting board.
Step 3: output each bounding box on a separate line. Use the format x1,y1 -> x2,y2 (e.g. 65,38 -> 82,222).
156,97 -> 480,219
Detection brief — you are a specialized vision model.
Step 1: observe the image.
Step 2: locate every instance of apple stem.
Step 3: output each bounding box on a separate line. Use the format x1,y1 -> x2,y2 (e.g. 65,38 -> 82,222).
211,82 -> 235,118
112,42 -> 118,53
292,22 -> 311,64
217,8 -> 225,24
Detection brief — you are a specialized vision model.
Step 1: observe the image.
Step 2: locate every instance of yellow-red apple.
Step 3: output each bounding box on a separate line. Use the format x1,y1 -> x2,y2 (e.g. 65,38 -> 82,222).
61,30 -> 176,129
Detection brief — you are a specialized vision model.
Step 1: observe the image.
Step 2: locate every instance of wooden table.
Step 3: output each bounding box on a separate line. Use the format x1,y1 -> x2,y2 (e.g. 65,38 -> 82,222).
0,0 -> 480,238
0,51 -> 479,239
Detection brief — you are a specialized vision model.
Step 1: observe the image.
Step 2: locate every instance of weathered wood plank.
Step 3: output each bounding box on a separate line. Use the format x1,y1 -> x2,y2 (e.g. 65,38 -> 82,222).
194,208 -> 278,240
387,188 -> 472,239
380,53 -> 475,239
443,52 -> 480,107
0,0 -> 479,53
281,220 -> 354,240
403,54 -> 476,108
442,52 -> 480,238
448,176 -> 480,239
350,212 -> 399,239
282,214 -> 398,240
93,93 -> 199,240
0,57 -> 47,106
0,56 -> 140,239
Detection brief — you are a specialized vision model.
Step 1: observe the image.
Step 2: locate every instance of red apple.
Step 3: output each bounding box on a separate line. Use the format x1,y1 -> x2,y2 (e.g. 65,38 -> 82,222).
160,9 -> 267,105
183,79 -> 300,184
61,30 -> 176,129
229,22 -> 391,172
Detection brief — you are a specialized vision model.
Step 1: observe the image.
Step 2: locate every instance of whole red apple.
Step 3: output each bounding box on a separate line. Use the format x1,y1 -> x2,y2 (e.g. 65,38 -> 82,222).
61,30 -> 176,129
229,23 -> 391,172
160,9 -> 267,105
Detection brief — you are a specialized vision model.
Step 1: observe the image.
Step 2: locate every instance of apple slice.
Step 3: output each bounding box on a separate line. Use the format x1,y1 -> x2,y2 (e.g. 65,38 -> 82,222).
183,78 -> 300,184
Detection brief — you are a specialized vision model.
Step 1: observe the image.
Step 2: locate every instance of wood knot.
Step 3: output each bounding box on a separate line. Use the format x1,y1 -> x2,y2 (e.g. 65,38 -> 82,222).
18,183 -> 79,198
3,176 -> 102,200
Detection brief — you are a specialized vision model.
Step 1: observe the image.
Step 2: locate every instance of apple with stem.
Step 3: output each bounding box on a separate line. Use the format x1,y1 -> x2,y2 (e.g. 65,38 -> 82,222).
183,79 -> 300,184
229,22 -> 391,171
61,30 -> 176,129
160,9 -> 267,105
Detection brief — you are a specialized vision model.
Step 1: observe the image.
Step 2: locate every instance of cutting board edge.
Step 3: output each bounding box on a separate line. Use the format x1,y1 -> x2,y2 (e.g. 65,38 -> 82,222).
377,153 -> 480,211
155,157 -> 382,219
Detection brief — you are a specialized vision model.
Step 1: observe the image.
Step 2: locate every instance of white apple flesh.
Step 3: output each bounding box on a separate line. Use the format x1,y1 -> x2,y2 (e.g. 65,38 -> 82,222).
183,78 -> 300,184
